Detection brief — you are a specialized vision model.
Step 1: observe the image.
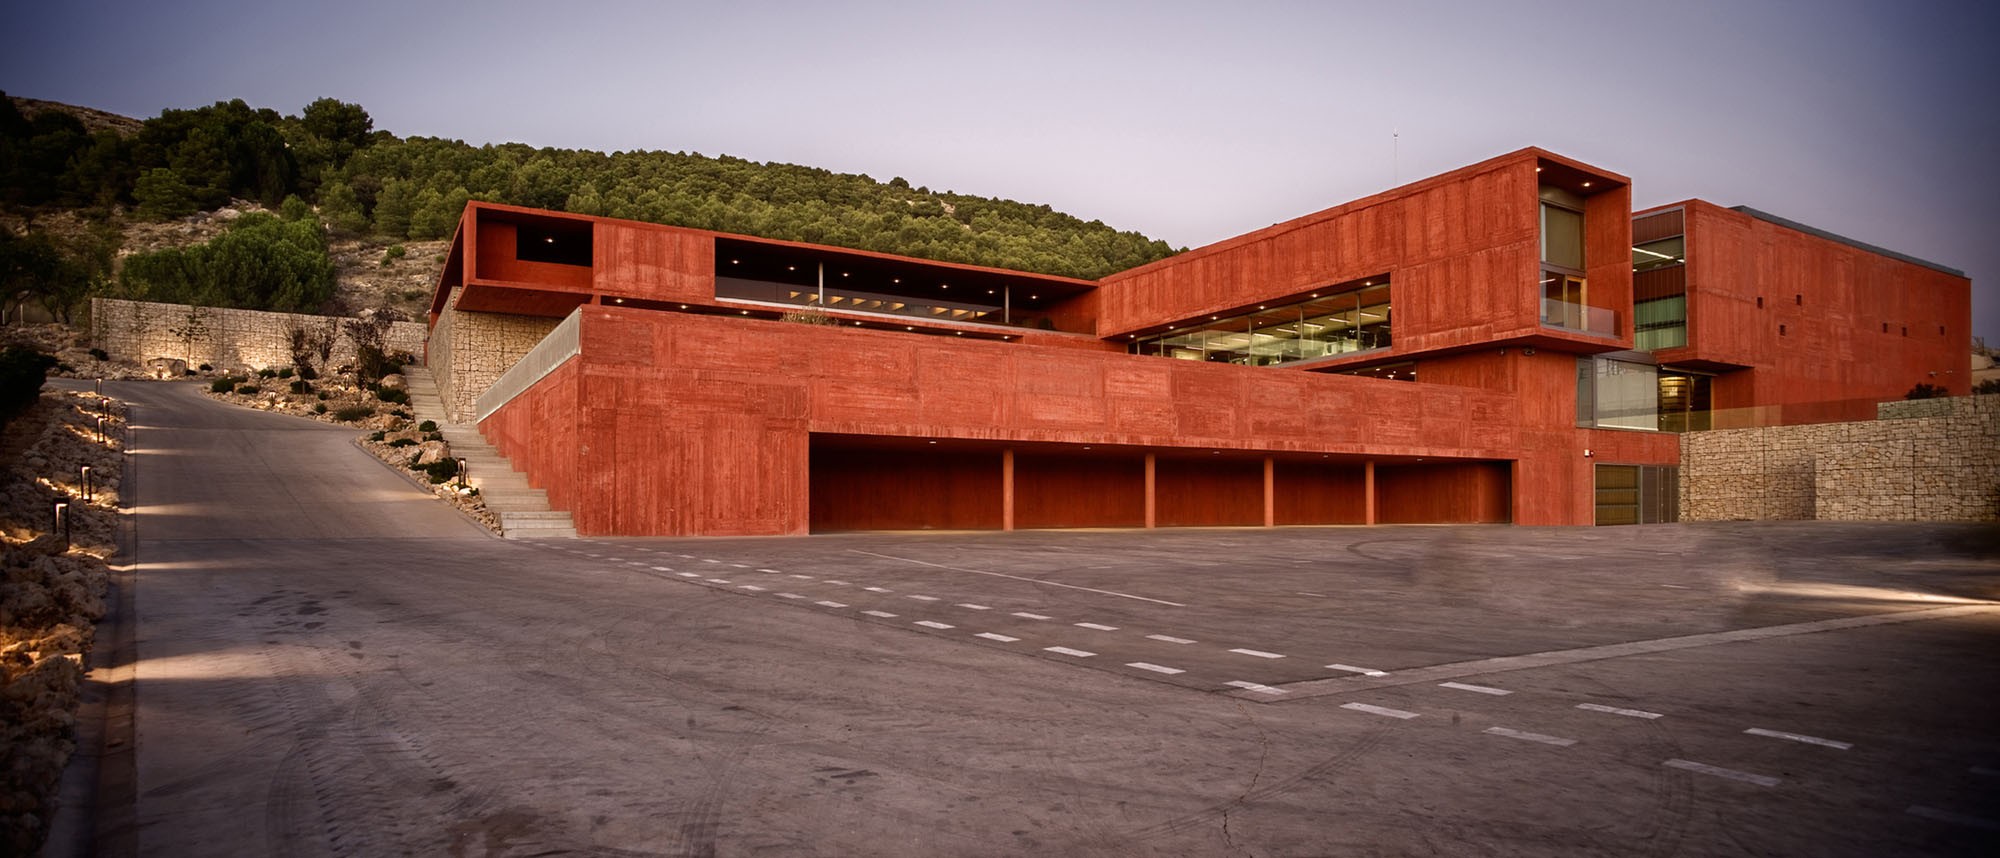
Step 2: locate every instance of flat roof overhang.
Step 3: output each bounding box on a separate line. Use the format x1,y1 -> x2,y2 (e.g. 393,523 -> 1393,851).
715,235 -> 1097,316
810,432 -> 1497,467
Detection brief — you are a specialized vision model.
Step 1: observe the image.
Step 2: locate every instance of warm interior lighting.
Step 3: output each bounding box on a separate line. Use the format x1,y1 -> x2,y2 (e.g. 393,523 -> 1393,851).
1582,181 -> 1592,188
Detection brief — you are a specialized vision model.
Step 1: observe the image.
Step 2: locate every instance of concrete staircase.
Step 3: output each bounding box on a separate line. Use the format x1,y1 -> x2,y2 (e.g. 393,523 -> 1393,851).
402,365 -> 576,539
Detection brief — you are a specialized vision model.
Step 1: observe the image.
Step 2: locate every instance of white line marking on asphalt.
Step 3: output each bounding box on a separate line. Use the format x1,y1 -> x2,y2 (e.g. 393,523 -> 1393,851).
675,572 -> 700,578
1128,662 -> 1185,675
1075,623 -> 1119,631
1230,648 -> 1286,659
705,578 -> 730,584
1013,612 -> 1052,620
815,601 -> 847,608
850,550 -> 1188,606
627,562 -> 648,566
915,620 -> 954,629
757,568 -> 782,573
907,595 -> 940,601
776,593 -> 806,600
1147,634 -> 1196,644
738,585 -> 767,592
1663,759 -> 1780,787
865,587 -> 892,593
1906,806 -> 2000,831
1045,646 -> 1096,657
955,603 -> 992,610
1576,703 -> 1663,719
604,557 -> 623,561
650,566 -> 673,572
729,563 -> 750,568
1485,727 -> 1577,747
824,580 -> 851,586
1225,681 -> 1286,695
1326,664 -> 1389,677
584,553 -> 601,558
1440,681 -> 1511,695
701,559 -> 720,564
975,632 -> 1020,642
1341,702 -> 1419,719
862,610 -> 897,618
1744,728 -> 1851,750
679,554 -> 694,559
789,574 -> 814,579
1659,584 -> 1692,589
1297,591 -> 1328,597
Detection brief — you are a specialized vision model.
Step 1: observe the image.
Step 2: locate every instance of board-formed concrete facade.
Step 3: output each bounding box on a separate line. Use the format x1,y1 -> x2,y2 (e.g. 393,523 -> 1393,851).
425,147 -> 1973,535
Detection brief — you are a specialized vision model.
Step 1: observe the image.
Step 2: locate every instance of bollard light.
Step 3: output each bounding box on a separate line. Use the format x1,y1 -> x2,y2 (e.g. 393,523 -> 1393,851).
96,415 -> 106,443
80,465 -> 93,502
95,377 -> 102,395
455,457 -> 468,489
54,501 -> 69,551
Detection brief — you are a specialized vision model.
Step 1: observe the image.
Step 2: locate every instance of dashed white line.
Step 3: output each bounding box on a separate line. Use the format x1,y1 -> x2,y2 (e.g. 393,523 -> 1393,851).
626,561 -> 647,566
1225,681 -> 1286,695
1147,634 -> 1197,645
738,585 -> 767,592
583,553 -> 601,558
907,595 -> 940,602
1230,648 -> 1285,659
788,574 -> 814,579
1439,681 -> 1512,696
1744,728 -> 1851,750
776,593 -> 806,600
915,620 -> 954,629
862,610 -> 897,618
1341,702 -> 1419,719
1045,646 -> 1096,658
865,586 -> 892,593
729,563 -> 751,569
1296,591 -> 1328,597
700,559 -> 720,564
679,554 -> 695,559
1326,663 -> 1388,677
955,603 -> 992,610
1013,612 -> 1052,620
757,568 -> 782,573
1906,805 -> 2000,831
1663,759 -> 1780,787
705,578 -> 731,584
1485,727 -> 1577,747
1576,703 -> 1662,719
975,632 -> 1020,642
1127,662 -> 1185,675
824,580 -> 851,586
675,572 -> 700,578
1075,622 -> 1119,631
605,557 -> 623,561
650,566 -> 673,572
815,601 -> 848,608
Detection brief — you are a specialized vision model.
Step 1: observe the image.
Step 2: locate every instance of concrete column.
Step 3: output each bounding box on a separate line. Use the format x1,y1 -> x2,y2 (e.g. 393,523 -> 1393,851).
1144,453 -> 1157,528
1002,448 -> 1015,531
1263,455 -> 1275,527
1364,460 -> 1378,525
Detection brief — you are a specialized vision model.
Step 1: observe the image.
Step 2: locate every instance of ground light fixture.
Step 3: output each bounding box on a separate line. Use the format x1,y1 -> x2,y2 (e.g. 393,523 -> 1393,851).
79,465 -> 92,502
53,501 -> 68,551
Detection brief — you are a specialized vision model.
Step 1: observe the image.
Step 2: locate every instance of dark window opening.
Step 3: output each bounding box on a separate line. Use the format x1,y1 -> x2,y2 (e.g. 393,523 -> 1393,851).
1779,324 -> 1787,336
1883,322 -> 1890,333
517,223 -> 593,267
1756,296 -> 1764,309
1795,294 -> 1802,305
1902,326 -> 1908,336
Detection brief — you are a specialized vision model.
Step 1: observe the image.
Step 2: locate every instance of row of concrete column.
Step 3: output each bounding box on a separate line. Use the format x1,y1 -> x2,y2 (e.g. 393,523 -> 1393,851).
996,450 -> 1379,530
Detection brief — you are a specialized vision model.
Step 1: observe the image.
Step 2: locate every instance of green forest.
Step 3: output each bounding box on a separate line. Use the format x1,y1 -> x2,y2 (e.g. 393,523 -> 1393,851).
0,93 -> 1178,318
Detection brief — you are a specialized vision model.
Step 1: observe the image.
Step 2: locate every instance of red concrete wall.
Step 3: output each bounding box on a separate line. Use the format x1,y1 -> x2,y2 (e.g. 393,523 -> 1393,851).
471,219 -> 593,292
1660,200 -> 1971,413
809,446 -> 1003,531
479,357 -> 582,513
594,220 -> 714,305
1273,462 -> 1367,525
1015,452 -> 1147,528
1155,458 -> 1263,526
1376,462 -> 1511,523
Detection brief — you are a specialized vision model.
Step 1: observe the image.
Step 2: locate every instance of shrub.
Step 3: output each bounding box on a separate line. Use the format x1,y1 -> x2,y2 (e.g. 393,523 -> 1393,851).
257,367 -> 277,379
234,384 -> 260,395
316,391 -> 328,400
387,438 -> 417,448
198,364 -> 212,372
420,459 -> 460,484
277,367 -> 293,379
0,347 -> 56,432
208,377 -> 241,393
391,408 -> 410,419
424,431 -> 443,442
1976,378 -> 2000,396
1905,383 -> 1947,400
367,430 -> 386,442
312,403 -> 327,414
417,420 -> 438,433
333,405 -> 373,422
380,244 -> 407,266
375,387 -> 409,405
88,347 -> 109,361
289,379 -> 311,394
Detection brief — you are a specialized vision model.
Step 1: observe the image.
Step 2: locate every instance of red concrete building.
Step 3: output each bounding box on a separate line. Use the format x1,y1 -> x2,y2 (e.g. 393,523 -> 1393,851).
423,147 -> 1970,535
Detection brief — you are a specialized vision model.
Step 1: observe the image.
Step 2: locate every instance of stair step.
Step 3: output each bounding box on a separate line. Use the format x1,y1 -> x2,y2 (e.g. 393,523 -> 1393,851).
500,510 -> 573,521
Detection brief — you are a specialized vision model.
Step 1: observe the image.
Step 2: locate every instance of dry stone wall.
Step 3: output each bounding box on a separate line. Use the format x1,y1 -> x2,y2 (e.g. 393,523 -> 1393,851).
431,291 -> 561,423
1682,395 -> 2000,522
90,298 -> 425,373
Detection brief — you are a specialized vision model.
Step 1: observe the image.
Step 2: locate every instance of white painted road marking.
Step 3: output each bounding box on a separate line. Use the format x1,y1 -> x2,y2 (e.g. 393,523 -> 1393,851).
1225,681 -> 1286,695
1147,634 -> 1196,644
1296,591 -> 1328,597
1127,662 -> 1186,675
700,559 -> 719,564
1341,702 -> 1419,719
788,574 -> 814,579
1485,727 -> 1577,747
815,601 -> 847,608
975,633 -> 1019,642
851,549 -> 1188,607
1439,681 -> 1511,696
776,593 -> 806,600
1013,612 -> 1051,620
757,568 -> 782,573
865,587 -> 892,593
907,595 -> 940,602
955,603 -> 991,610
705,578 -> 731,584
824,580 -> 851,586
650,566 -> 673,572
1075,623 -> 1119,631
1664,759 -> 1780,787
1906,805 -> 2000,831
915,620 -> 954,629
1045,646 -> 1096,657
738,585 -> 767,592
675,572 -> 700,578
1230,648 -> 1286,659
730,563 -> 751,569
1326,664 -> 1388,677
1576,703 -> 1663,719
1744,727 -> 1852,750
862,610 -> 897,618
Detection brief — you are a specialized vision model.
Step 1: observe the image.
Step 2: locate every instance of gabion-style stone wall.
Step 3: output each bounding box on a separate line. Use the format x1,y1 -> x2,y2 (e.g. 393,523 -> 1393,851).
1682,395 -> 2000,522
429,291 -> 561,423
90,298 -> 425,374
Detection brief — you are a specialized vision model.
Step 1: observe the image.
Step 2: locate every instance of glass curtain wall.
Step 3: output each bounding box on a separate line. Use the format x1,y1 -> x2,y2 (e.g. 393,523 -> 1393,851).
1133,279 -> 1390,365
1540,187 -> 1591,331
1633,235 -> 1688,349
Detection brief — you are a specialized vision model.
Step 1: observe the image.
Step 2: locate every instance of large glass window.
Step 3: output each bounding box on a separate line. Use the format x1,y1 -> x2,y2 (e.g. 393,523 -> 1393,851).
1541,203 -> 1584,270
1130,276 -> 1390,366
1594,464 -> 1679,525
1578,357 -> 1712,432
1632,236 -> 1684,272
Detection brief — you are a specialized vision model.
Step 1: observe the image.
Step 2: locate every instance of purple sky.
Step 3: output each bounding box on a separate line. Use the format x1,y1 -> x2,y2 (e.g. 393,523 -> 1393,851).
5,0 -> 1995,343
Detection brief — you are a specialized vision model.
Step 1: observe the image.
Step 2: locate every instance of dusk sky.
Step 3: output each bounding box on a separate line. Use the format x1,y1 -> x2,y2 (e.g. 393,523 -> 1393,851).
5,0 -> 1995,342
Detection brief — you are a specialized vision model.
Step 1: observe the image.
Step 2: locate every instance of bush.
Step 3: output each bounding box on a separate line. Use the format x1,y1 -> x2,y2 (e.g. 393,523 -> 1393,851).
417,419 -> 437,432
390,408 -> 410,419
424,431 -> 443,442
234,384 -> 260,395
1976,378 -> 2000,396
420,459 -> 460,484
386,438 -> 417,448
367,430 -> 386,442
88,348 -> 109,361
208,377 -> 242,393
312,403 -> 327,414
289,379 -> 311,394
316,391 -> 328,400
198,363 -> 212,372
375,387 -> 409,405
257,367 -> 277,379
1906,383 -> 1947,400
380,244 -> 407,266
333,405 -> 373,422
0,347 -> 56,432
276,367 -> 293,379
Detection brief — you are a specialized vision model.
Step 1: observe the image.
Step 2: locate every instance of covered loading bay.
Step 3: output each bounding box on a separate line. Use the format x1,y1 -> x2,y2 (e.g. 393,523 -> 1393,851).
808,434 -> 1511,532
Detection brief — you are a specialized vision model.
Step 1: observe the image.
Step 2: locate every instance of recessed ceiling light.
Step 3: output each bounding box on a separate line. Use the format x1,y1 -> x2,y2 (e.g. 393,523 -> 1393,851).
842,272 -> 850,277
787,265 -> 796,271
1030,295 -> 1038,300
730,259 -> 739,264
544,237 -> 555,243
1582,181 -> 1592,188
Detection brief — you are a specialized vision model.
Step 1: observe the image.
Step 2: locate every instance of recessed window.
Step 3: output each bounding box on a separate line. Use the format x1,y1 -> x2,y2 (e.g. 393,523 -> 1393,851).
1902,326 -> 1908,336
517,223 -> 592,267
1779,324 -> 1787,336
1756,296 -> 1764,309
1883,323 -> 1890,333
1795,294 -> 1802,306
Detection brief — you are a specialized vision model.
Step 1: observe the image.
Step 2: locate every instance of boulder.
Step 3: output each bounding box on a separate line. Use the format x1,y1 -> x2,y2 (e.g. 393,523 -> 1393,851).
414,440 -> 452,466
144,358 -> 187,379
377,373 -> 407,391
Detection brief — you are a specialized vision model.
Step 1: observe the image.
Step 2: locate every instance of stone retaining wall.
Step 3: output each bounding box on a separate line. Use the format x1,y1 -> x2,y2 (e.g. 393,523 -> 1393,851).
430,291 -> 561,423
90,298 -> 426,373
1682,395 -> 2000,522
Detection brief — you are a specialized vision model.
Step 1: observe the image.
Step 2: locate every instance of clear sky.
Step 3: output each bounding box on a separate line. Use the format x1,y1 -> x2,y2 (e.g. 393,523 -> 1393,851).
5,0 -> 1996,342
